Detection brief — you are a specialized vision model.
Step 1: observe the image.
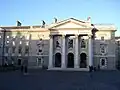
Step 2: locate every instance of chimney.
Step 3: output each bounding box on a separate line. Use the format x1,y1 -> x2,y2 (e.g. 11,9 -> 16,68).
17,20 -> 22,26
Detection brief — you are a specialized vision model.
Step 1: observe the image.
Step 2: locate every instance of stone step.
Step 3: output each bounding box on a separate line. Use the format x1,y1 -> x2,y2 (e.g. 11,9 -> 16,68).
47,68 -> 89,71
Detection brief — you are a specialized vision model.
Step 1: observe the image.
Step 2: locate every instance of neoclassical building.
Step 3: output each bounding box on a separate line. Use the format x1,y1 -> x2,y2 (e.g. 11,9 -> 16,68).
0,17 -> 117,71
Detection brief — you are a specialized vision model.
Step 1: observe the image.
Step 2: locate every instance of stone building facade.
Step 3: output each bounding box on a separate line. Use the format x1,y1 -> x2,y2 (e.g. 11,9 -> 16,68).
0,17 -> 117,71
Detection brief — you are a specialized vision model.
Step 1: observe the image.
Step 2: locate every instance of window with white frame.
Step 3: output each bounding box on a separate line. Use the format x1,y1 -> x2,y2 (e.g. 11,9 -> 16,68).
56,40 -> 61,48
12,46 -> 16,54
100,44 -> 107,55
25,46 -> 29,54
68,39 -> 73,48
81,39 -> 86,48
100,58 -> 107,67
18,46 -> 22,54
55,36 -> 61,48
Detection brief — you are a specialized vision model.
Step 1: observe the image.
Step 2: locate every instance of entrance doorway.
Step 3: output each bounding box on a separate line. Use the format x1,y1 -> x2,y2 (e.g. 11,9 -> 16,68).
80,53 -> 87,68
55,53 -> 61,67
67,53 -> 74,68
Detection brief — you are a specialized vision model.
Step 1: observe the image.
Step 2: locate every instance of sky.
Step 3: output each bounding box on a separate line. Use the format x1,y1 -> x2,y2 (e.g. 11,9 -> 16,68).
0,0 -> 120,36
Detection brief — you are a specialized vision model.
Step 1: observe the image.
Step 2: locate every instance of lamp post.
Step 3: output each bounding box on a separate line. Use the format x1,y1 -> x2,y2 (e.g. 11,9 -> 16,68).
91,25 -> 98,71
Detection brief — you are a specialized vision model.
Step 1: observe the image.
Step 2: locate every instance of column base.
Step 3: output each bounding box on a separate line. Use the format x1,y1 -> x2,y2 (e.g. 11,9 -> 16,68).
47,67 -> 89,71
48,65 -> 53,69
61,65 -> 66,69
74,65 -> 79,69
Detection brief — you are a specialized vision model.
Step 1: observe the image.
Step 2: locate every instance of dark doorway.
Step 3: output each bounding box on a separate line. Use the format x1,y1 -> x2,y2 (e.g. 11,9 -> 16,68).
80,53 -> 87,68
18,59 -> 21,65
67,53 -> 74,68
55,53 -> 61,67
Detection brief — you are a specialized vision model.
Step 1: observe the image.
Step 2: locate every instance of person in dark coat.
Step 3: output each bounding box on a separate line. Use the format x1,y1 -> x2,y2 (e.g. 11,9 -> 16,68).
23,59 -> 28,75
21,59 -> 28,75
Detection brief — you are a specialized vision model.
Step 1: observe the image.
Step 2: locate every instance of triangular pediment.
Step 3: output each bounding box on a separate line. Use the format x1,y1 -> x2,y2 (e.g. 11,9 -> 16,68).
49,18 -> 92,29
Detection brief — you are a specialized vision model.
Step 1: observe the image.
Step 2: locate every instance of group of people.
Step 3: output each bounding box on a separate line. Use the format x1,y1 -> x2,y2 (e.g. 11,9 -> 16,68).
89,65 -> 100,72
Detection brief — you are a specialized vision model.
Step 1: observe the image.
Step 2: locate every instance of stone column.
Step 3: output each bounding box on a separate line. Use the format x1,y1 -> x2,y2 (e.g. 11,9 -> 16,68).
88,35 -> 93,67
48,35 -> 53,68
74,34 -> 79,68
61,35 -> 66,68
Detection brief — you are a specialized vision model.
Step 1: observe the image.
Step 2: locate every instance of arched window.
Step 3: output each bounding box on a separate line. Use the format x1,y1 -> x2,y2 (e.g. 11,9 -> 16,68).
81,39 -> 86,48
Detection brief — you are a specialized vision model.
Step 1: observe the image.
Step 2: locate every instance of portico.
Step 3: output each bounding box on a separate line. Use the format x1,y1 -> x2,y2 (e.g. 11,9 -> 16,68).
48,34 -> 93,71
47,18 -> 94,71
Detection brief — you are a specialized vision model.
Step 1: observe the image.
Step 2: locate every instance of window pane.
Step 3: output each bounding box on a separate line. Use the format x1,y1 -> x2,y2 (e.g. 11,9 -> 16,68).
18,46 -> 22,54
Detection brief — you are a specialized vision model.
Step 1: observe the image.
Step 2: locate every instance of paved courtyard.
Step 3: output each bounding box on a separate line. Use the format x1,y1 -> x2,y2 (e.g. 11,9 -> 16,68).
0,69 -> 120,90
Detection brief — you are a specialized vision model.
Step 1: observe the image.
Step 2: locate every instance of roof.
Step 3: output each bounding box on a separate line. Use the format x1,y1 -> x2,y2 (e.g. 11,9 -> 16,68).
0,18 -> 117,31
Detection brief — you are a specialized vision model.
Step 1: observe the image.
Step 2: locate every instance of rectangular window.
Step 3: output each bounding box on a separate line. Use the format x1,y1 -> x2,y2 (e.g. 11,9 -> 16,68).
100,44 -> 107,55
81,39 -> 86,48
6,46 -> 9,53
18,46 -> 22,54
68,39 -> 73,48
12,46 -> 16,53
25,46 -> 29,54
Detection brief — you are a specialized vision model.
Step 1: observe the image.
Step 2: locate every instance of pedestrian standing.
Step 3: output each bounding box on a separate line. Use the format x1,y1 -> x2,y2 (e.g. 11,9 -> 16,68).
20,60 -> 24,73
23,59 -> 28,75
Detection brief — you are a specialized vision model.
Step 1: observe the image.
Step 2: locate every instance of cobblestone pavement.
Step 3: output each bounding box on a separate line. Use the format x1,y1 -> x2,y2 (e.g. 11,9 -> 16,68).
0,69 -> 120,90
